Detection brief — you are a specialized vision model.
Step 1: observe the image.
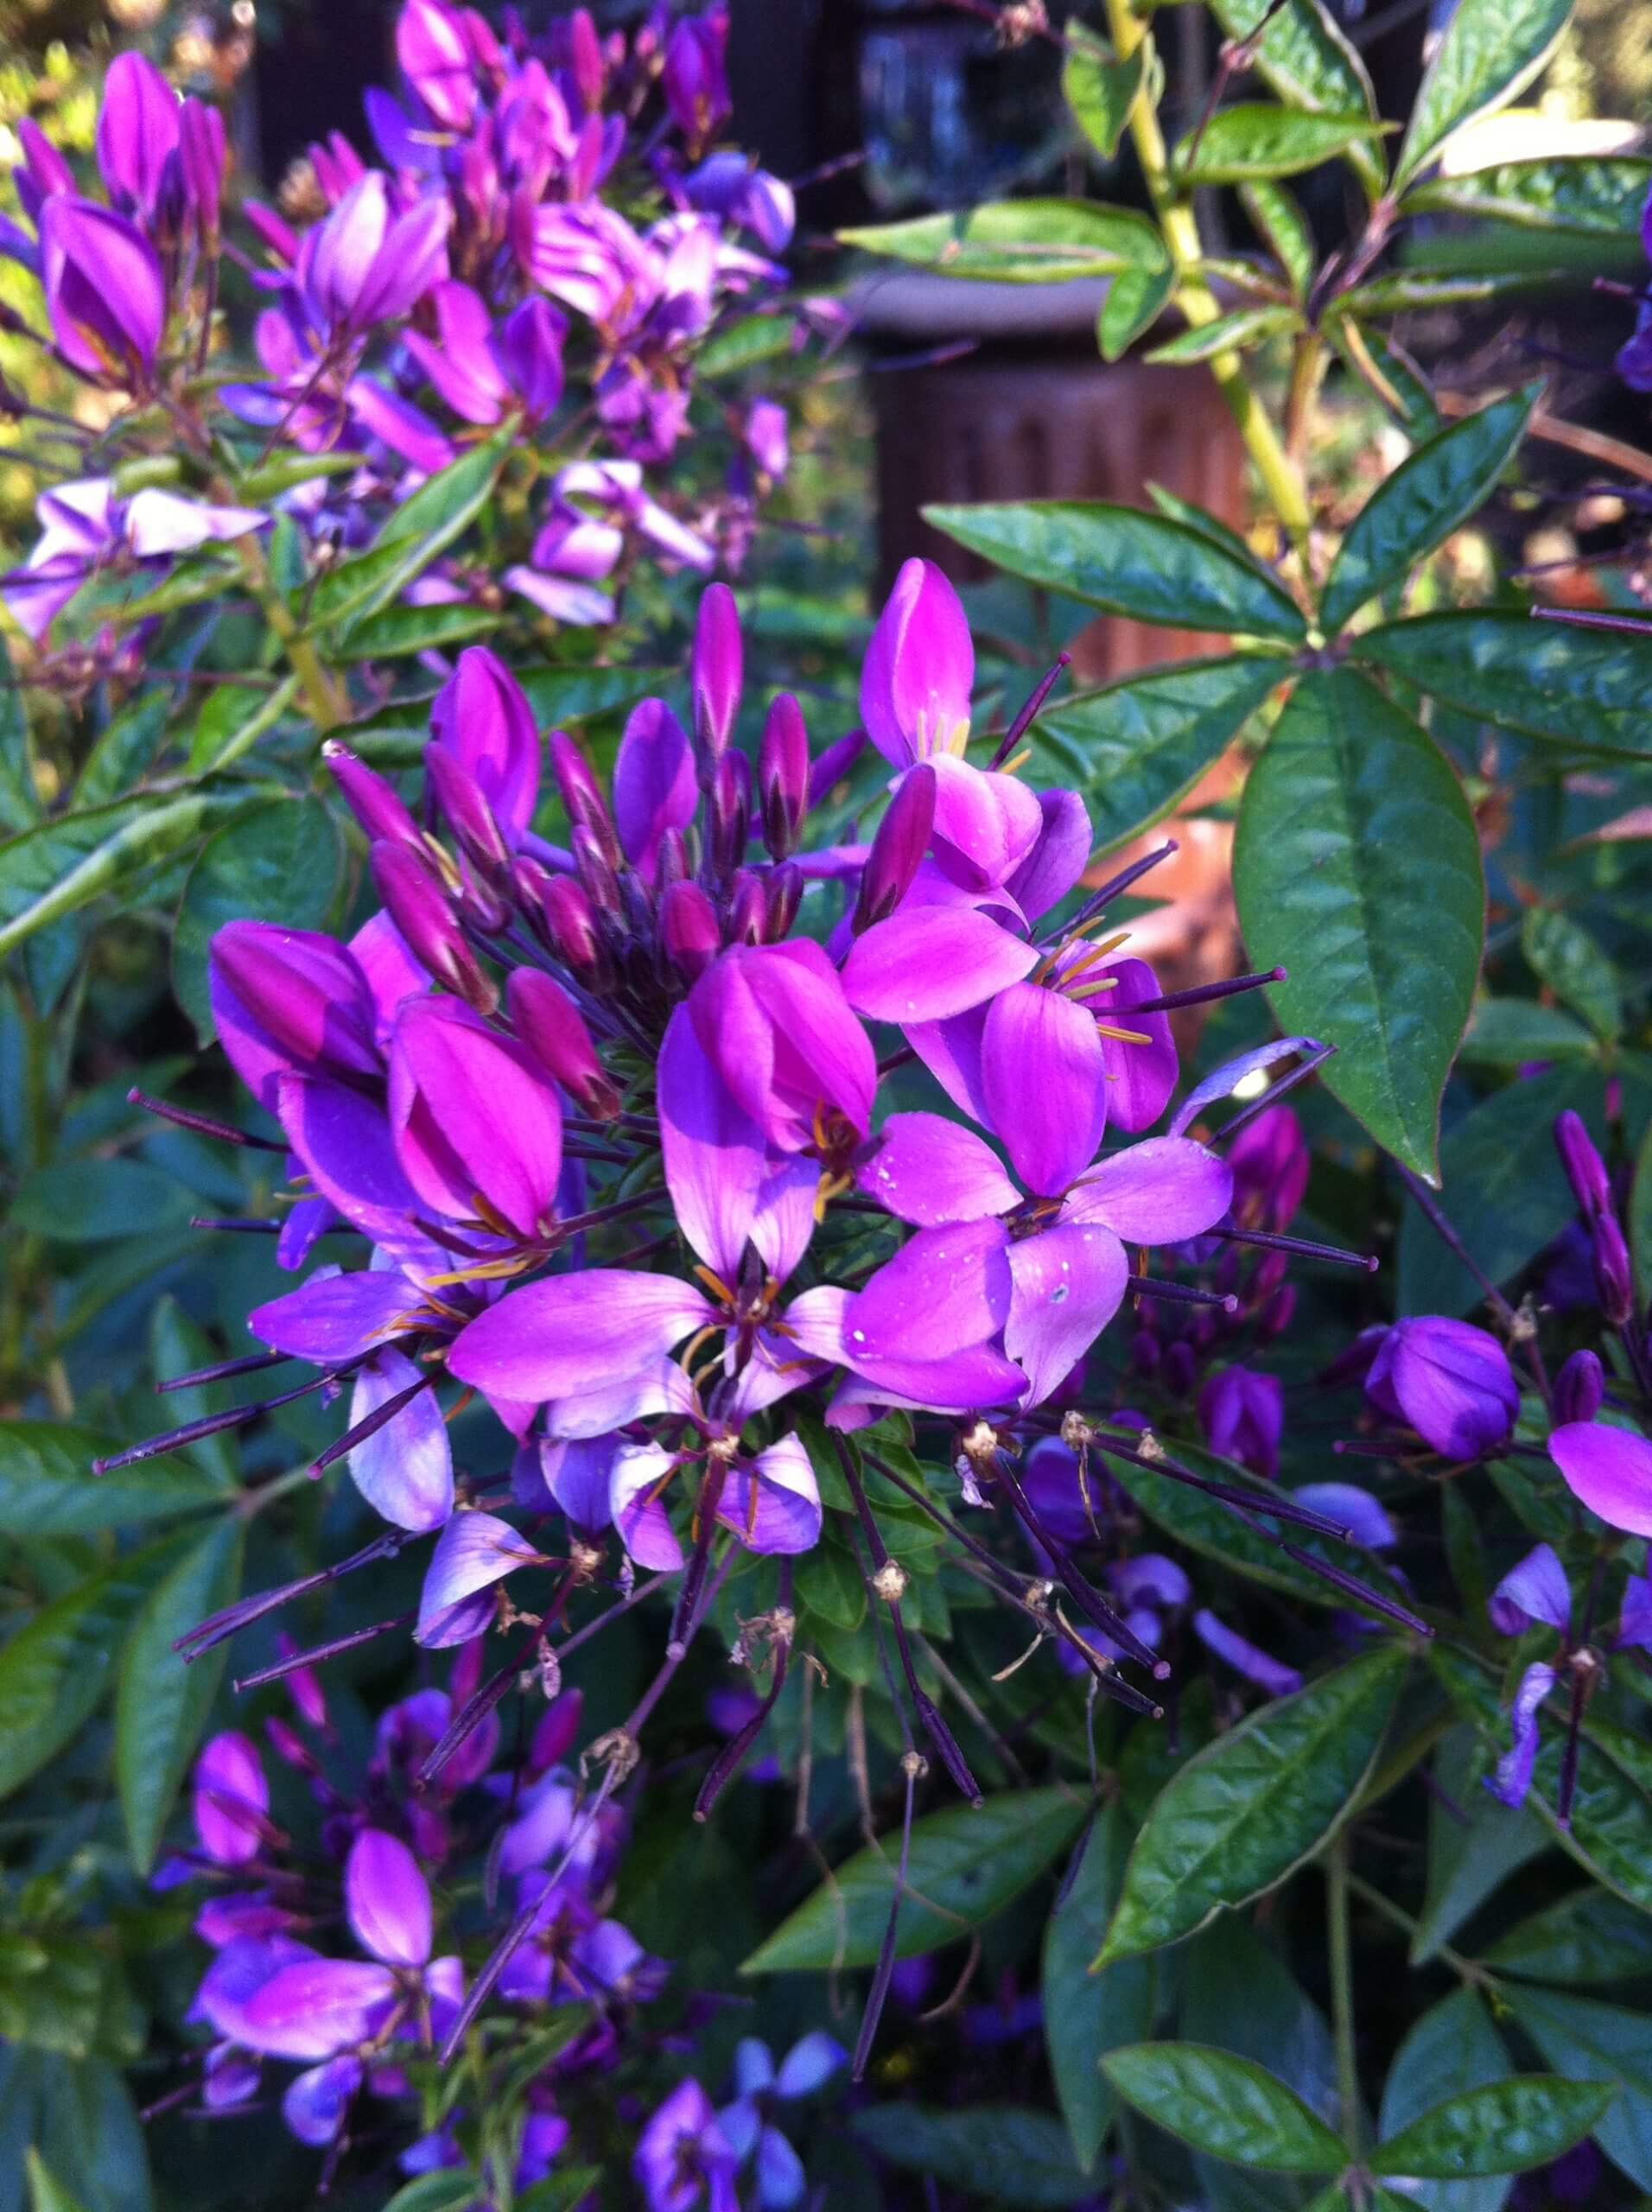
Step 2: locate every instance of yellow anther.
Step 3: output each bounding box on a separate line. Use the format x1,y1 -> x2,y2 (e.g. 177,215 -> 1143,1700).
692,1263 -> 736,1306
999,747 -> 1032,777
1095,1022 -> 1153,1046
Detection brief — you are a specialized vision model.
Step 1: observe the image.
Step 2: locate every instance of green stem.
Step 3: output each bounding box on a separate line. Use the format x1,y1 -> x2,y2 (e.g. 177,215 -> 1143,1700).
1102,0 -> 1313,557
233,539 -> 347,735
1343,1866 -> 1494,1993
1326,1835 -> 1360,2158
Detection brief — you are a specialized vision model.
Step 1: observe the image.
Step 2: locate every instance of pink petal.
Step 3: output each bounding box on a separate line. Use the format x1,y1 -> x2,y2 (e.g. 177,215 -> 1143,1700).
1549,1421 -> 1652,1537
854,1111 -> 1020,1226
346,1828 -> 432,1967
1005,1222 -> 1128,1406
241,1959 -> 397,2059
982,982 -> 1108,1199
658,1003 -> 765,1280
1063,1137 -> 1234,1243
848,1217 -> 1012,1364
347,1350 -> 453,1532
842,907 -> 1036,1026
448,1271 -> 713,1403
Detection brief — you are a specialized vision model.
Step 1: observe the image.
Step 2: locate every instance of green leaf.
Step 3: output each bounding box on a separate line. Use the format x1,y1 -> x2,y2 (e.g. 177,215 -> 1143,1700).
1102,2044 -> 1345,2173
309,430 -> 510,636
1098,259 -> 1176,360
1377,1988 -> 1513,2212
740,1787 -> 1085,1972
1177,105 -> 1384,185
1405,156 -> 1652,236
1320,385 -> 1538,634
1208,0 -> 1381,195
1410,1726 -> 1547,1967
27,2150 -> 90,2212
923,502 -> 1306,642
235,448 -> 370,503
839,200 -> 1167,285
1231,668 -> 1484,1180
1504,1987 -> 1652,2189
1372,2078 -> 1612,2181
1394,0 -> 1577,194
1370,606 -> 1652,752
1338,269 -> 1568,317
0,1421 -> 225,1536
333,600 -> 500,662
1042,1805 -> 1154,2171
115,1516 -> 243,1875
1458,997 -> 1595,1067
1144,306 -> 1301,364
147,1297 -> 240,1491
1396,1064 -> 1629,1315
10,1160 -> 194,1243
849,2105 -> 1096,2207
186,672 -> 302,777
171,797 -> 344,1042
0,632 -> 41,835
696,315 -> 795,378
1033,657 -> 1280,853
73,693 -> 171,809
794,1535 -> 867,1631
1064,29 -> 1144,162
378,2177 -> 480,2212
1241,181 -> 1316,301
0,1538 -> 185,1801
1486,1887 -> 1652,1985
1521,907 -> 1622,1042
0,788 -> 268,960
1097,1644 -> 1407,1964
0,2050 -> 152,2212
515,2171 -> 604,2212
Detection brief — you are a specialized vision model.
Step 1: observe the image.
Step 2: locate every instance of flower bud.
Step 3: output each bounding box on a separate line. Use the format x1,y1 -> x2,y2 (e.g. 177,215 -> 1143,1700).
707,750 -> 750,878
424,741 -> 510,880
507,968 -> 619,1119
1364,1315 -> 1518,1459
690,581 -> 742,771
655,826 -> 690,891
323,741 -> 423,851
661,879 -> 720,983
179,98 -> 225,251
766,861 -> 802,942
1198,1365 -> 1282,1479
548,729 -> 620,868
852,761 -> 935,932
1554,1348 -> 1605,1427
571,821 -> 621,915
535,872 -> 609,988
1256,1283 -> 1297,1344
371,841 -> 497,1014
725,868 -> 767,946
1555,1109 -> 1612,1222
1592,1212 -> 1634,1326
758,691 -> 809,860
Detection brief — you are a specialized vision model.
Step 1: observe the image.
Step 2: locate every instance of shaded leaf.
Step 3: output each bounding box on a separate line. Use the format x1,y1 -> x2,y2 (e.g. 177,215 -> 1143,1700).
10,1160 -> 194,1243
309,430 -> 511,636
1042,1805 -> 1153,2171
850,2105 -> 1095,2207
1144,306 -> 1301,364
1458,998 -> 1595,1067
1377,1988 -> 1513,2212
1411,1726 -> 1546,1967
1328,324 -> 1440,435
924,502 -> 1306,641
1033,657 -> 1281,853
1370,2077 -> 1612,2180
171,797 -> 344,1043
0,2050 -> 152,2212
741,1788 -> 1085,1972
1232,668 -> 1484,1180
1395,0 -> 1578,194
1486,1887 -> 1652,1985
73,693 -> 171,809
186,672 -> 303,777
1064,29 -> 1144,162
0,1421 -> 225,1536
333,601 -> 500,662
1354,612 -> 1652,760
1098,1644 -> 1407,1963
1102,2044 -> 1344,2173
1208,0 -> 1381,194
839,200 -> 1166,284
1241,181 -> 1316,301
1521,907 -> 1621,1042
1504,1986 -> 1652,2190
0,632 -> 41,835
1320,386 -> 1538,635
1098,259 -> 1176,360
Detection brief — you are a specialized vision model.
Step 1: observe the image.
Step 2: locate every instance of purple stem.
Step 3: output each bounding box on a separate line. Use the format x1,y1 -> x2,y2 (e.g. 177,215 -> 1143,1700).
233,1613 -> 415,1691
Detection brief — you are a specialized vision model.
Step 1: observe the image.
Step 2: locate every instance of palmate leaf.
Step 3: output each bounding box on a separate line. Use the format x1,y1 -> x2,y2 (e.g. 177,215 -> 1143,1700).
1231,668 -> 1484,1182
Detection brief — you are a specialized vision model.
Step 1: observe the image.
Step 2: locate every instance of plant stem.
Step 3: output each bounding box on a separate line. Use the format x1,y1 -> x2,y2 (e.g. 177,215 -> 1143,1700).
234,538 -> 347,734
1326,1834 -> 1360,2157
1343,1867 -> 1490,1992
1103,0 -> 1313,558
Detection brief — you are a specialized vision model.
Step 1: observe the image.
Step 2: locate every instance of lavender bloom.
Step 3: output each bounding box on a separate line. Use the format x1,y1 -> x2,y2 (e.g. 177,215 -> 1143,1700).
39,197 -> 166,386
194,1732 -> 270,1866
1198,1366 -> 1283,1478
1549,1421 -> 1652,1536
717,2034 -> 844,2210
1191,1609 -> 1302,1697
1,478 -> 264,641
403,281 -> 567,425
636,2078 -> 740,2212
1363,1317 -> 1519,1459
1553,1349 -> 1605,1427
96,52 -> 181,224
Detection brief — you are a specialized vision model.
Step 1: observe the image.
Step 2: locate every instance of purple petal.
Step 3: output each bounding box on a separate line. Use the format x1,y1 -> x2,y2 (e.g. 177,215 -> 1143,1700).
854,1112 -> 1020,1226
842,906 -> 1036,1026
610,1445 -> 684,1569
283,2057 -> 362,2147
1617,1573 -> 1652,1653
825,1343 -> 1026,1421
1005,1222 -> 1128,1406
448,1270 -> 712,1404
1005,790 -> 1091,922
756,2125 -> 806,2208
96,52 -> 180,216
927,756 -> 1044,892
1191,1609 -> 1301,1696
613,697 -> 696,882
775,2031 -> 847,2098
1487,1660 -> 1558,1808
658,1004 -> 766,1281
908,1007 -> 994,1130
191,1935 -> 316,2043
346,1828 -> 432,1967
347,1350 -> 452,1532
849,1218 -> 1013,1365
1096,959 -> 1179,1133
249,1267 -> 418,1364
1293,1483 -> 1398,1552
429,646 -> 540,844
241,1958 -> 397,2059
389,997 -> 562,1241
1549,1421 -> 1652,1537
861,558 -> 974,769
1488,1542 -> 1572,1637
538,1435 -> 620,1529
39,196 -> 164,381
1369,1318 -> 1519,1459
1169,1036 -> 1325,1140
1112,1553 -> 1191,1611
193,1731 -> 268,1865
691,942 -> 877,1151
417,1511 -> 543,1646
1064,1135 -> 1234,1243
716,1433 -> 821,1555
751,1157 -> 818,1283
543,1357 -> 691,1442
983,982 -> 1108,1199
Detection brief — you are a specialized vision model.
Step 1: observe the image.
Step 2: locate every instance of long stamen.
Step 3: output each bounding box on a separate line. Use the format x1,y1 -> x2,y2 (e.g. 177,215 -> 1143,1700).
156,1350 -> 292,1393
128,1086 -> 284,1151
1211,1043 -> 1335,1143
307,1373 -> 436,1480
233,1612 -> 416,1691
1208,1225 -> 1378,1272
1127,1278 -> 1240,1313
1128,968 -> 1287,1015
93,1359 -> 376,1472
175,1530 -> 409,1659
988,650 -> 1071,771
